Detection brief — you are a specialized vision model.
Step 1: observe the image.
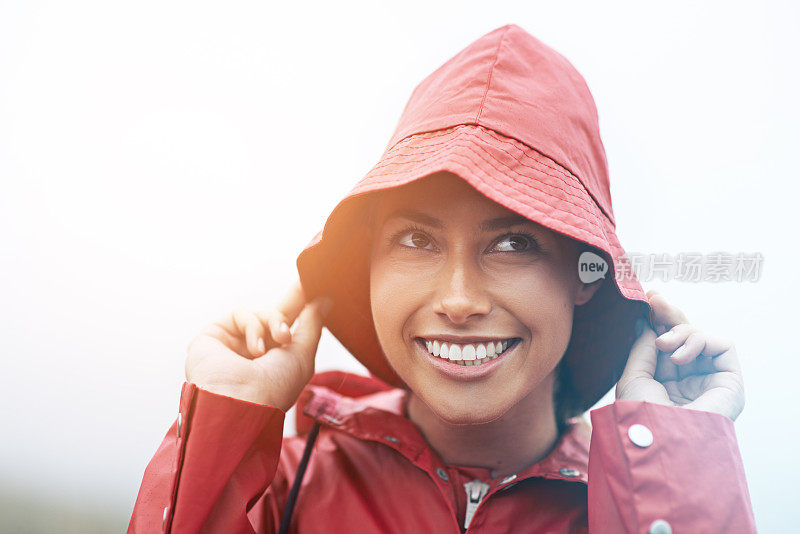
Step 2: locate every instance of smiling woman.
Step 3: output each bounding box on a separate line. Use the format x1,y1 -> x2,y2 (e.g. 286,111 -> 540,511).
369,173 -> 598,419
368,172 -> 602,473
358,184 -> 597,436
129,24 -> 756,533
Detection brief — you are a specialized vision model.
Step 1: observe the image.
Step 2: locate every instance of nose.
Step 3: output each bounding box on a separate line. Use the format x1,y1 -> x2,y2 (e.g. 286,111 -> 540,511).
432,257 -> 492,325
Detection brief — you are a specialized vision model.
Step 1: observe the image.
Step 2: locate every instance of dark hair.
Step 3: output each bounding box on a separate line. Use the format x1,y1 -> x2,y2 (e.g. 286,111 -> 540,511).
552,359 -> 585,435
552,242 -> 606,434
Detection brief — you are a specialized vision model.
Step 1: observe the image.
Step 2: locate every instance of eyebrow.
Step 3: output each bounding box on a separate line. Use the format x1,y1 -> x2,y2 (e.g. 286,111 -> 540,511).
384,208 -> 533,232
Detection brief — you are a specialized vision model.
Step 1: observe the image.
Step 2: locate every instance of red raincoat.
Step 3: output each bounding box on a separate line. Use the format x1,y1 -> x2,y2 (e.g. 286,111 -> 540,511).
129,371 -> 755,533
129,24 -> 757,533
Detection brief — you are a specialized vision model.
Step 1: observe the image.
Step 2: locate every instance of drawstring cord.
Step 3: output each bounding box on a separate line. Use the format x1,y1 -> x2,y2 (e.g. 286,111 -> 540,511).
278,421 -> 321,534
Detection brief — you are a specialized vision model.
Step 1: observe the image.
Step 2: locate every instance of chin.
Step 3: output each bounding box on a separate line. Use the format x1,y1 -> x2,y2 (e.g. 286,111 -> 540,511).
421,390 -> 518,426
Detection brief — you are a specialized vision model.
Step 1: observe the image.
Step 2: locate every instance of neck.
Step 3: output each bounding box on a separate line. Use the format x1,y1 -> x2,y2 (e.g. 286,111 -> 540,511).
406,373 -> 560,479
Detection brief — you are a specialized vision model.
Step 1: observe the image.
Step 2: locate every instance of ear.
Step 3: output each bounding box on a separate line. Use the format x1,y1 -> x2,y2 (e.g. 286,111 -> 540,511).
574,278 -> 603,306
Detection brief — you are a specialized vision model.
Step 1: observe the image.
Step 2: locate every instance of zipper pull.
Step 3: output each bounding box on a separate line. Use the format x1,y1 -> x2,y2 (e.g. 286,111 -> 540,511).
463,479 -> 490,530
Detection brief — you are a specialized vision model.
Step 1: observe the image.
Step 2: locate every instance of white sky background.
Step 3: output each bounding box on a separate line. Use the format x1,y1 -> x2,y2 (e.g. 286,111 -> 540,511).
1,1 -> 797,531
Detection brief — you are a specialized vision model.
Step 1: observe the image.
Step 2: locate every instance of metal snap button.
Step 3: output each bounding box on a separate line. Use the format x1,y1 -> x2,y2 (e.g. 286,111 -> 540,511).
558,467 -> 580,477
436,467 -> 449,481
628,424 -> 654,448
648,519 -> 672,534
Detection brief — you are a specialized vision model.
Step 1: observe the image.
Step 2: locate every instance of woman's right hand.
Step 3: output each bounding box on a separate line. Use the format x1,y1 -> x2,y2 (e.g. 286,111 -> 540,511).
185,280 -> 332,411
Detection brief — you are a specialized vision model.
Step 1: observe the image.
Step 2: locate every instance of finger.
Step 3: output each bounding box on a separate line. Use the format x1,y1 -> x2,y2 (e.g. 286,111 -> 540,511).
258,279 -> 310,346
682,346 -> 745,421
670,331 -> 705,365
287,298 -> 331,365
618,326 -> 659,390
655,323 -> 695,352
672,345 -> 737,381
648,291 -> 689,330
697,332 -> 734,356
276,279 -> 309,325
670,331 -> 734,365
232,308 -> 267,358
708,344 -> 743,375
254,309 -> 293,346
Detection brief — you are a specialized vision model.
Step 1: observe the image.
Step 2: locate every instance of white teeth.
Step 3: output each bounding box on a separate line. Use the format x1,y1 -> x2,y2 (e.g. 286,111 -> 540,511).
462,344 -> 476,361
422,338 -> 515,365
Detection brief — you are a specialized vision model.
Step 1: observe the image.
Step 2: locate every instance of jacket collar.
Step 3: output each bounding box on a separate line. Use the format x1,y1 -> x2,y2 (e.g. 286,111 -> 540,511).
296,372 -> 591,487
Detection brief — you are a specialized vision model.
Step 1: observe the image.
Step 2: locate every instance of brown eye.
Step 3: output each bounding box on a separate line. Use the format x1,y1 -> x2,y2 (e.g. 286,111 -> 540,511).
508,236 -> 528,250
493,234 -> 535,252
398,230 -> 434,250
411,233 -> 429,247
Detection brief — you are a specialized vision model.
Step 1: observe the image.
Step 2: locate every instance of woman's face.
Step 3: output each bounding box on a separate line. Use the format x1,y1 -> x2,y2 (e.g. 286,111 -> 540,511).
369,172 -> 600,425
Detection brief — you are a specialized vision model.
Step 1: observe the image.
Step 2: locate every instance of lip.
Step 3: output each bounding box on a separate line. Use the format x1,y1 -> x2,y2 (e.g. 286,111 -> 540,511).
413,337 -> 520,382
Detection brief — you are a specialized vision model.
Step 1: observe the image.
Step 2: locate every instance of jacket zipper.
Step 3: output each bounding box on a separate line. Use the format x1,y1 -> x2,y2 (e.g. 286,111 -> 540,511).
463,479 -> 490,530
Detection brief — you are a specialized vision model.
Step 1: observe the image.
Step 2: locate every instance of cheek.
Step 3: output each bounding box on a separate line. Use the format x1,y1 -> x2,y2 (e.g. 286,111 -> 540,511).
492,261 -> 575,317
494,263 -> 576,362
369,256 -> 428,352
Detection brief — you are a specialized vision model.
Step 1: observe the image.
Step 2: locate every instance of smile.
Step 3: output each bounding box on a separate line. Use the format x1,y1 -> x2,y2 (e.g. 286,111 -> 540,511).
416,337 -> 520,366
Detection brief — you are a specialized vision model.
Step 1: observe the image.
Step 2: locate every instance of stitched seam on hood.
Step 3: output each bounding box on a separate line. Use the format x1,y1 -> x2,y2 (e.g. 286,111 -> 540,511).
370,126 -> 589,199
368,130 -> 596,210
366,144 -> 604,239
476,25 -> 510,122
365,124 -> 615,227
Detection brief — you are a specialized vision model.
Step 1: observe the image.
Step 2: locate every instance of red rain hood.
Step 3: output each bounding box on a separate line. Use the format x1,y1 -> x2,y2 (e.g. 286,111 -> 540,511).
388,25 -> 614,224
297,24 -> 650,411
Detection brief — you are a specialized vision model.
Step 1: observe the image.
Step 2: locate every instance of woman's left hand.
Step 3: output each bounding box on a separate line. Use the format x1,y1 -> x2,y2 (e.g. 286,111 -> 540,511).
615,290 -> 745,421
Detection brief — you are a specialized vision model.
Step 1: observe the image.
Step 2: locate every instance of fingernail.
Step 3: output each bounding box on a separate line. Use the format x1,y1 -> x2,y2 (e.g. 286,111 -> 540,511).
257,337 -> 265,353
671,346 -> 685,361
279,322 -> 290,335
